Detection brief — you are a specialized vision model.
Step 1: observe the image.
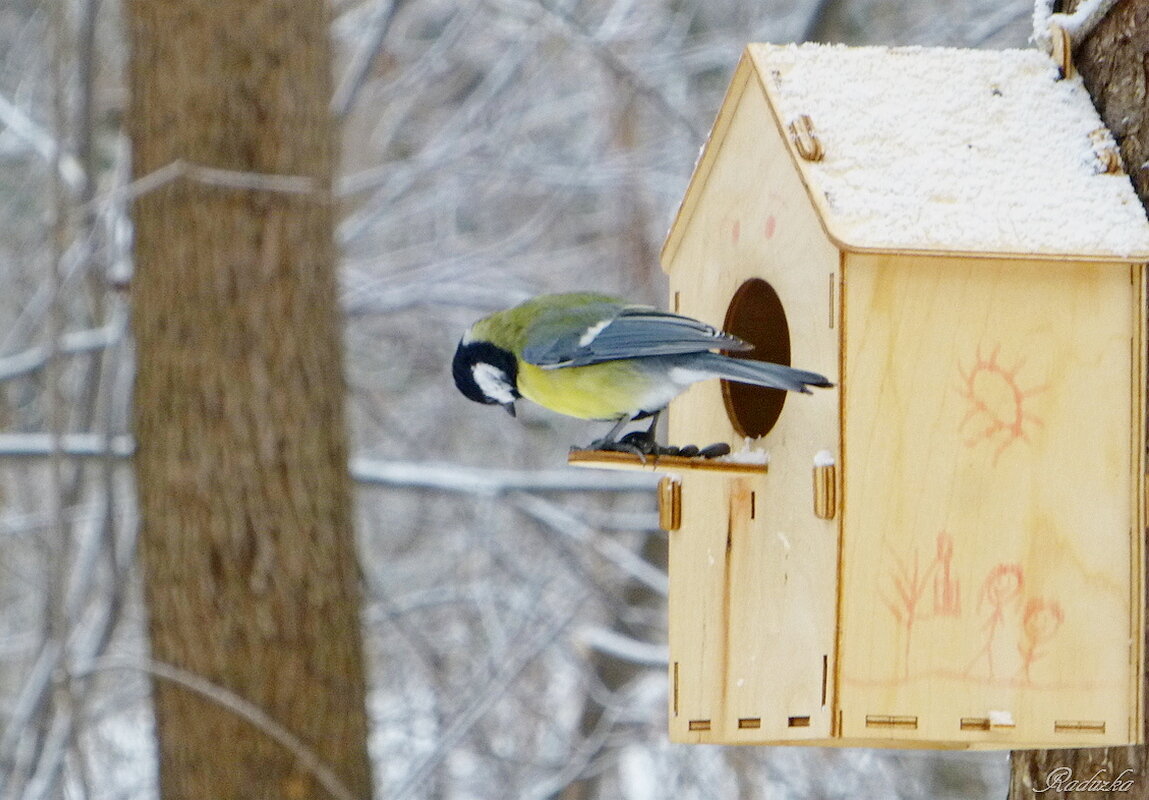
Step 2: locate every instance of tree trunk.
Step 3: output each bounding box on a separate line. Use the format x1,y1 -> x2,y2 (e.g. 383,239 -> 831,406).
1009,1 -> 1149,797
124,2 -> 374,799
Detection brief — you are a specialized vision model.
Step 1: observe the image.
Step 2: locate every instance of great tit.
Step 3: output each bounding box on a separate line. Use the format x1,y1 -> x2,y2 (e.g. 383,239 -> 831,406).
452,292 -> 832,451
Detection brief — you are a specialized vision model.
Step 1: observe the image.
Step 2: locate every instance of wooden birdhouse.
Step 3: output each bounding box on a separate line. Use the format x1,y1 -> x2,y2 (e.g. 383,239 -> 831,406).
572,43 -> 1149,749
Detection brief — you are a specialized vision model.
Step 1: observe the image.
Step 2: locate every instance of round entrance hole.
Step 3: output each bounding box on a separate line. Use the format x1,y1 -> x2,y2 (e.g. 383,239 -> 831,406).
721,278 -> 792,438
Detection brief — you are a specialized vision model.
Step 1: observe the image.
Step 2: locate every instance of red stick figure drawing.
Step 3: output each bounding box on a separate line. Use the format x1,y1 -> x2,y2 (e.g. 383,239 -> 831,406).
958,344 -> 1046,464
965,563 -> 1024,679
1017,598 -> 1065,683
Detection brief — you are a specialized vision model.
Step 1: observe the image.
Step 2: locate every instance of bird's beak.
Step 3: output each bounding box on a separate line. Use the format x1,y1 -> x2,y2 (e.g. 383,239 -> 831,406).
502,401 -> 517,418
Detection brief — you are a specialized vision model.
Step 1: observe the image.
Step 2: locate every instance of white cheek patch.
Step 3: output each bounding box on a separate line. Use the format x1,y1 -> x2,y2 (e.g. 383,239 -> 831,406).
472,362 -> 516,405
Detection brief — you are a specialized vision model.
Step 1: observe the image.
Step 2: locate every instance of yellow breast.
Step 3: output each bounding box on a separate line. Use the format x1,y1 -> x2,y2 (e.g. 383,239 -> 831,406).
517,361 -> 655,421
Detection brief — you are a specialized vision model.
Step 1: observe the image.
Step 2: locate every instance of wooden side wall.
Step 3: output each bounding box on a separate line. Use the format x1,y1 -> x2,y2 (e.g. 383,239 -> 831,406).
838,254 -> 1145,747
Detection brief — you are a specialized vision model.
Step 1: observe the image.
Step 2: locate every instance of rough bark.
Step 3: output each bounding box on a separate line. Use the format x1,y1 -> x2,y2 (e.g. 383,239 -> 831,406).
125,2 -> 374,798
1009,1 -> 1149,797
1074,0 -> 1149,211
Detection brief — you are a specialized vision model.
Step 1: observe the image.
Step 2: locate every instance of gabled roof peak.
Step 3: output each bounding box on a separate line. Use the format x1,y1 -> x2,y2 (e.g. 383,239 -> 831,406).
667,43 -> 1149,262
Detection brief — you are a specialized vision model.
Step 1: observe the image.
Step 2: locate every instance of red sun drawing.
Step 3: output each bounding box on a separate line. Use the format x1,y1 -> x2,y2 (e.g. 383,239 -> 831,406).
957,344 -> 1046,464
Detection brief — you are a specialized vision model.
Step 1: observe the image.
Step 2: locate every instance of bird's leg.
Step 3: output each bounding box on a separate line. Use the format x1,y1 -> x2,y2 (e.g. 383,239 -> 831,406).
586,416 -> 633,451
617,411 -> 662,454
616,413 -> 730,458
583,413 -> 663,460
585,412 -> 665,459
580,411 -> 731,459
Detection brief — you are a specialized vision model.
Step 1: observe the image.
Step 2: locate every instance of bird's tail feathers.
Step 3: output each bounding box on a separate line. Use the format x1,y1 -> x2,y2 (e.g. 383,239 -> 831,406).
693,352 -> 833,393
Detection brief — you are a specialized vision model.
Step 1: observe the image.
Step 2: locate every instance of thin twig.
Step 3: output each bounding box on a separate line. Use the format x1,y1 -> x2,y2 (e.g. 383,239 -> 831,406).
0,322 -> 122,383
333,0 -> 405,116
575,626 -> 668,667
0,91 -> 84,189
110,159 -> 322,206
0,433 -> 135,459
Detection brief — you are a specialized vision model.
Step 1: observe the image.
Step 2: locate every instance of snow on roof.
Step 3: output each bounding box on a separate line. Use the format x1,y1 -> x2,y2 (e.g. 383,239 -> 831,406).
750,43 -> 1149,260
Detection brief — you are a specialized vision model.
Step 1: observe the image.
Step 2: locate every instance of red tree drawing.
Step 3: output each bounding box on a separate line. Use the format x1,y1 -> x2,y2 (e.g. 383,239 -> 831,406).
883,532 -> 962,678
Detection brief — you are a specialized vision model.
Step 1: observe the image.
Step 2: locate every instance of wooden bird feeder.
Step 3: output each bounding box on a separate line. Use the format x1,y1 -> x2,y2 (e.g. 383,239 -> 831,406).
572,43 -> 1149,749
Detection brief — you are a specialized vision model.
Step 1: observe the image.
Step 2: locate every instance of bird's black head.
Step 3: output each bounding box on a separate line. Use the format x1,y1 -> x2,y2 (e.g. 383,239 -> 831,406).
452,338 -> 521,415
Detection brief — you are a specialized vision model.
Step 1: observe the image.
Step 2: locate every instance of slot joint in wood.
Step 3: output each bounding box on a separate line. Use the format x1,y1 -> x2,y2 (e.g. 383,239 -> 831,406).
865,714 -> 918,730
1054,720 -> 1106,734
787,716 -> 811,728
688,719 -> 711,732
738,717 -> 761,729
960,717 -> 991,731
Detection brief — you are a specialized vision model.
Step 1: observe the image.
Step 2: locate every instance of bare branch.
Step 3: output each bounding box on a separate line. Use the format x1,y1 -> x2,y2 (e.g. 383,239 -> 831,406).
109,159 -> 322,206
333,0 -> 405,116
576,625 -> 668,667
0,91 -> 85,190
0,433 -> 135,459
0,440 -> 659,496
1034,0 -> 1121,50
352,457 -> 659,495
0,322 -> 123,382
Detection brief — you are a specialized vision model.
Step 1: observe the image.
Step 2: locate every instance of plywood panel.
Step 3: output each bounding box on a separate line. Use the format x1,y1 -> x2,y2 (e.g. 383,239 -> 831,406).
663,57 -> 841,743
667,472 -> 736,742
839,254 -> 1141,747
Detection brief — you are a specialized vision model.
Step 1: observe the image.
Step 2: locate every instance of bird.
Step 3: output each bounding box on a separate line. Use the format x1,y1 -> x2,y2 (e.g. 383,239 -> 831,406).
452,292 -> 832,455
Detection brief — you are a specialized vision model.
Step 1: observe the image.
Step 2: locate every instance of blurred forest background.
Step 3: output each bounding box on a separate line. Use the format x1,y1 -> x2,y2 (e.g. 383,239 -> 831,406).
0,0 -> 1036,797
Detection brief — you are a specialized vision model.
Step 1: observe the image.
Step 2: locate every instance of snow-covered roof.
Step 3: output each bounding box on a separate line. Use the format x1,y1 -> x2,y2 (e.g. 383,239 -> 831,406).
747,43 -> 1149,260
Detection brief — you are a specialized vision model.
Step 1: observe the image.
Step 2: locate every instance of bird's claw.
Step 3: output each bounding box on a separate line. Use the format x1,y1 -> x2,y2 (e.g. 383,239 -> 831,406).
580,431 -> 658,462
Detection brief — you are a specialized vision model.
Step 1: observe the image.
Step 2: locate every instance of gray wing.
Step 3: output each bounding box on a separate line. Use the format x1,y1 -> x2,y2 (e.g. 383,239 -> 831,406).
523,304 -> 749,368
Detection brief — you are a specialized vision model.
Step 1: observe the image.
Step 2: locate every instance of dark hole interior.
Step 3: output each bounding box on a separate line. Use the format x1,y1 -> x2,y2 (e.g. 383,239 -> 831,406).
720,278 -> 792,438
